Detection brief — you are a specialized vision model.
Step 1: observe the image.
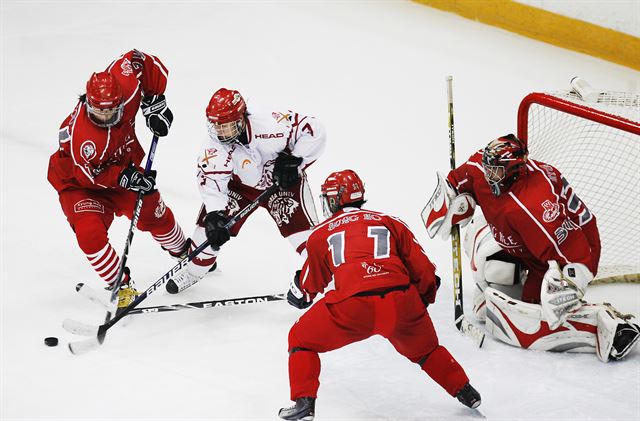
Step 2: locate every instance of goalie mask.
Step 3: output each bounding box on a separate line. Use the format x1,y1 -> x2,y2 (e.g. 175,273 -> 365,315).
320,169 -> 365,218
482,134 -> 529,196
206,88 -> 247,144
85,72 -> 124,128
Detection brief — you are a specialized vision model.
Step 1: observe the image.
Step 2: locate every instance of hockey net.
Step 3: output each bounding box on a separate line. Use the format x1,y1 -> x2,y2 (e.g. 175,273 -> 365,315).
518,86 -> 640,283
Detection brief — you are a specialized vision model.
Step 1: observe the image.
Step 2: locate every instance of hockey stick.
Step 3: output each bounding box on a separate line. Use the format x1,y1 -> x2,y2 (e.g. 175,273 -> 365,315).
65,293 -> 286,336
446,76 -> 485,347
69,284 -> 285,317
65,184 -> 279,354
64,293 -> 285,336
129,293 -> 285,314
98,135 -> 160,334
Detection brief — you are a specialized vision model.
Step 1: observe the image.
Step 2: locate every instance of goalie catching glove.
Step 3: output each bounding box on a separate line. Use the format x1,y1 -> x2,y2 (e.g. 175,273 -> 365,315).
141,94 -> 173,137
541,260 -> 592,330
287,270 -> 312,309
421,172 -> 476,240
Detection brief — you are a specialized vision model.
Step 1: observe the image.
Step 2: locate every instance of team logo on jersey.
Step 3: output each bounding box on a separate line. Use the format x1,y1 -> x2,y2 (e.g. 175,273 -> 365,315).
201,148 -> 218,166
241,159 -> 251,169
272,112 -> 291,123
361,262 -> 382,275
268,192 -> 299,226
74,199 -> 104,214
80,140 -> 97,162
154,197 -> 166,218
227,197 -> 241,217
121,58 -> 133,76
541,200 -> 560,223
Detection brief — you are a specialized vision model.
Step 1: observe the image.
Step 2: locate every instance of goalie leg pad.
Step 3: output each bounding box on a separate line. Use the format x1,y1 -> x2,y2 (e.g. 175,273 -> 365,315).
596,304 -> 640,362
485,287 -> 598,353
463,210 -> 522,287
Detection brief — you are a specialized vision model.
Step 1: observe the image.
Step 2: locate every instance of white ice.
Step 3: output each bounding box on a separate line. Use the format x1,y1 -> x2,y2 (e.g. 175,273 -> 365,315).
1,1 -> 639,420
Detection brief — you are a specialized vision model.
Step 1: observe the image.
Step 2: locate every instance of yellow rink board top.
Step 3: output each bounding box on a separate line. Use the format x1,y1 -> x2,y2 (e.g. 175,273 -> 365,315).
414,0 -> 640,70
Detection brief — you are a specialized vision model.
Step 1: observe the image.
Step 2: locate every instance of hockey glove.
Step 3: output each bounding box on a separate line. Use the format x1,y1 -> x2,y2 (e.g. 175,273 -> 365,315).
273,152 -> 303,190
541,261 -> 591,330
287,270 -> 312,310
141,94 -> 173,137
118,164 -> 156,194
204,211 -> 231,250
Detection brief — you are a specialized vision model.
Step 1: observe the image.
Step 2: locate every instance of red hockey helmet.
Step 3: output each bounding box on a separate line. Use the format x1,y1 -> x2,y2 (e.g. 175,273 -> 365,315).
482,134 -> 529,196
320,169 -> 366,217
85,72 -> 124,127
206,88 -> 247,144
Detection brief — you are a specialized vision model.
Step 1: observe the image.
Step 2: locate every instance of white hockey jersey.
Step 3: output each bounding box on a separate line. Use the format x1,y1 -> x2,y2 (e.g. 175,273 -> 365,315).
197,105 -> 326,213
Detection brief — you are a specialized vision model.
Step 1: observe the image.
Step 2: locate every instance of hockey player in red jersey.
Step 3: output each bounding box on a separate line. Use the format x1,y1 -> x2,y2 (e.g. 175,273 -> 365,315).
165,88 -> 326,294
278,169 -> 481,421
48,49 -> 187,308
423,134 -> 640,362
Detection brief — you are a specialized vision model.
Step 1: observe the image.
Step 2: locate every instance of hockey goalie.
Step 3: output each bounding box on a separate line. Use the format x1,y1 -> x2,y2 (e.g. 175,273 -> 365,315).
422,134 -> 640,362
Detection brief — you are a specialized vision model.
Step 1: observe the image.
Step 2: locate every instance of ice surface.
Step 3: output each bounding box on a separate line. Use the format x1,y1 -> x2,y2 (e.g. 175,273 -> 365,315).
1,1 -> 639,420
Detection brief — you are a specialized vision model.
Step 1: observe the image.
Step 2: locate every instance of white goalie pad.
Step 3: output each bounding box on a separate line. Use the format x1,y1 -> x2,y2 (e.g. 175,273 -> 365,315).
484,287 -> 597,353
484,287 -> 639,362
463,210 -> 520,287
421,172 -> 475,240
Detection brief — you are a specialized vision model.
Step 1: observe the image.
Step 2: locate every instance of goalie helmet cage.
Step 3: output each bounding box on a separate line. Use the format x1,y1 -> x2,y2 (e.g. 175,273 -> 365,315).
517,88 -> 640,282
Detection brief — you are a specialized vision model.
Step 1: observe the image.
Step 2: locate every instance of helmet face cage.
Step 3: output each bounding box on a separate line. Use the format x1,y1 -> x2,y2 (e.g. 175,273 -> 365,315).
320,192 -> 340,219
206,88 -> 247,144
86,102 -> 124,128
85,72 -> 124,128
482,135 -> 528,196
320,170 -> 365,218
206,118 -> 246,144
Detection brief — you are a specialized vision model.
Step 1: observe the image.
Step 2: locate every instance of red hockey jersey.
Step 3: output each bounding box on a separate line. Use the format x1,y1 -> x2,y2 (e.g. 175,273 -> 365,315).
447,151 -> 601,276
299,208 -> 440,304
48,49 -> 168,192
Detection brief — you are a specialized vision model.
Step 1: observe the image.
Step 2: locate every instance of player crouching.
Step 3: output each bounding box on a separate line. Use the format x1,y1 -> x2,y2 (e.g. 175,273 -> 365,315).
422,134 -> 640,362
279,169 -> 481,420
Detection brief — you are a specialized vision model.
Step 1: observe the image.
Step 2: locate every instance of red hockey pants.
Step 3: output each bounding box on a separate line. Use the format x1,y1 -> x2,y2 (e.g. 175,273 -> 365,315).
287,287 -> 470,400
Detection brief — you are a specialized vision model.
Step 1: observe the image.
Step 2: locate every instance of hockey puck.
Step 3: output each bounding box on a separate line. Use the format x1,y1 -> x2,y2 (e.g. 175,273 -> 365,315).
44,337 -> 59,347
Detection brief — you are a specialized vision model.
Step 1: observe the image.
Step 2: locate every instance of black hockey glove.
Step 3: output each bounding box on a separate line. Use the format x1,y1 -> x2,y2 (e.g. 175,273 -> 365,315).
287,270 -> 313,310
273,152 -> 303,190
141,94 -> 173,137
204,211 -> 231,250
118,164 -> 156,194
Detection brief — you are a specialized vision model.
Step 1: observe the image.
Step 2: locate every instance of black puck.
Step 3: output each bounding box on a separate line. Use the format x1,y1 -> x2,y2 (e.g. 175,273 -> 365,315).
44,337 -> 59,347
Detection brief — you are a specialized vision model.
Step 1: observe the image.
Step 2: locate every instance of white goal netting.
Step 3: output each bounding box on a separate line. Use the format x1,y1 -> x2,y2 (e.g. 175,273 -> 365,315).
518,87 -> 640,282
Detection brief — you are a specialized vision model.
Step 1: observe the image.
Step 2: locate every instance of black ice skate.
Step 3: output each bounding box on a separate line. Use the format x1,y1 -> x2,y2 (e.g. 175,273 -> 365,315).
610,322 -> 640,361
456,383 -> 481,409
278,397 -> 315,421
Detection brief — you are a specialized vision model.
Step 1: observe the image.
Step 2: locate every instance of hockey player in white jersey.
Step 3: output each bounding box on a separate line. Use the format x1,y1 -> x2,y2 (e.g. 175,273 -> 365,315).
166,88 -> 326,294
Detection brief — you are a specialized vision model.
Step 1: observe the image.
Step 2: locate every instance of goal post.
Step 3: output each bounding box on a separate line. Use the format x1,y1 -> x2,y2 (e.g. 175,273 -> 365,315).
517,84 -> 640,283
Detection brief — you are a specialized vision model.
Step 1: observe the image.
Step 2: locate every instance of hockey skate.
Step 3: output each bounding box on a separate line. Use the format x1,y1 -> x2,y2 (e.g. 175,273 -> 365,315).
166,267 -> 206,295
278,397 -> 315,421
456,383 -> 481,409
163,239 -> 190,261
105,267 -> 140,309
